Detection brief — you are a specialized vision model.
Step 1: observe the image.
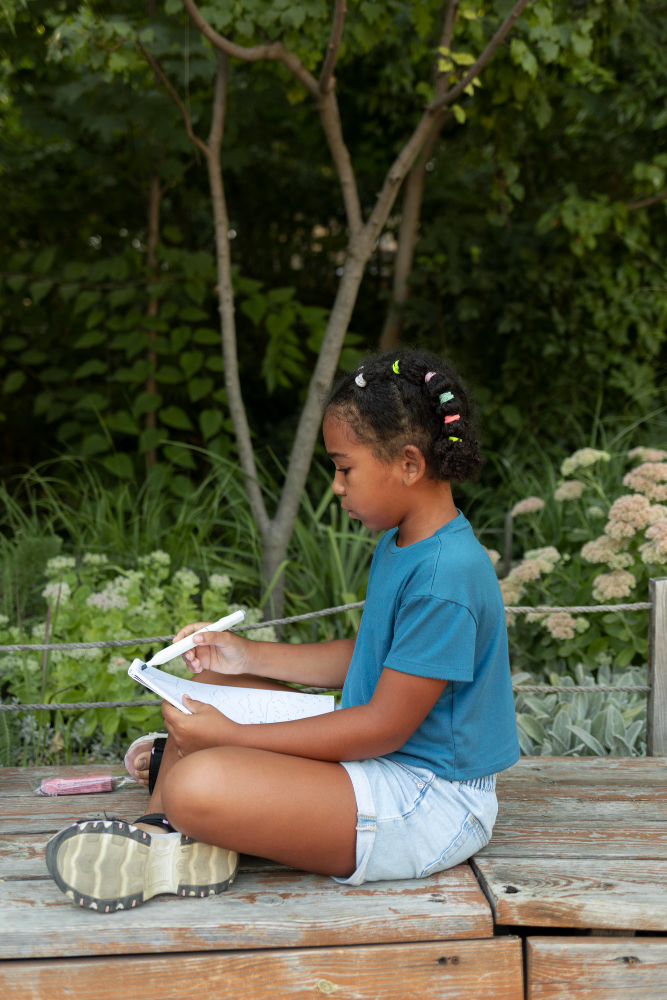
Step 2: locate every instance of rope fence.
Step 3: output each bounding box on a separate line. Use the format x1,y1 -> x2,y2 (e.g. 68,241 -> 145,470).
0,599 -> 653,711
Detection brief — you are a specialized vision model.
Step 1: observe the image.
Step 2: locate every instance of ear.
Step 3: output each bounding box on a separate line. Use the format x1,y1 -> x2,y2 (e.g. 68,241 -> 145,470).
401,445 -> 426,486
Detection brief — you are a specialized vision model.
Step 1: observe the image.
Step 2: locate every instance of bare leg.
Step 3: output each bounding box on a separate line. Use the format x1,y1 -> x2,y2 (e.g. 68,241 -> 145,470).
133,669 -> 292,786
160,747 -> 358,878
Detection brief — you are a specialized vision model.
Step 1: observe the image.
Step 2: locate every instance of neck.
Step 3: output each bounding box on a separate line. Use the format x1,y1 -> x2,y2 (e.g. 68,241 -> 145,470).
395,482 -> 458,547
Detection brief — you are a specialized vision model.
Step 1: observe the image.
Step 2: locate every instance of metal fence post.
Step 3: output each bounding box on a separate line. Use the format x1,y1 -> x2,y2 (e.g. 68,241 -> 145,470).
647,577 -> 667,756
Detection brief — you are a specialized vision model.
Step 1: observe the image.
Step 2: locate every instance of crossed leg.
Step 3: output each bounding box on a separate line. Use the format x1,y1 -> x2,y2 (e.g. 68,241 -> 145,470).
136,670 -> 358,879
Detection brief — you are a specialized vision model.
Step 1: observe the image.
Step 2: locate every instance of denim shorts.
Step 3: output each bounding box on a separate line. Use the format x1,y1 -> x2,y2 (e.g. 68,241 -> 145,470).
334,756 -> 497,885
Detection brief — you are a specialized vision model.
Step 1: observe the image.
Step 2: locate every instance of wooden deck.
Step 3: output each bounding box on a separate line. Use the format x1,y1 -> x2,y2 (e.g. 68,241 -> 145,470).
2,757 -> 667,999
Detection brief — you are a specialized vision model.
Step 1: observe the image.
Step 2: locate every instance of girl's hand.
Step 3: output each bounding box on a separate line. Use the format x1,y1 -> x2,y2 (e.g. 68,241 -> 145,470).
172,621 -> 251,676
161,697 -> 239,756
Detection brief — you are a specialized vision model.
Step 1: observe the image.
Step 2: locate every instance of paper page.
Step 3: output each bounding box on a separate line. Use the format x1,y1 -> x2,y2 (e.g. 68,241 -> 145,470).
129,659 -> 335,722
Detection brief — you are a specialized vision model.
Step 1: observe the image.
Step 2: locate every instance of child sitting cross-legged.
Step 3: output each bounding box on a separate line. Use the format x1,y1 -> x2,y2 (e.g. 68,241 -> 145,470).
46,348 -> 519,911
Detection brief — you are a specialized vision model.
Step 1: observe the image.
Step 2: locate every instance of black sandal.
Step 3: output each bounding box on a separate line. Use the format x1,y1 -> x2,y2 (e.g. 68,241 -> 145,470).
134,812 -> 176,833
147,737 -> 167,794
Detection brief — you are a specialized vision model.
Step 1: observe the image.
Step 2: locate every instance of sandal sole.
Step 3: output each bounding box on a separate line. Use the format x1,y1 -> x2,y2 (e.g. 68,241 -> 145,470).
46,821 -> 238,913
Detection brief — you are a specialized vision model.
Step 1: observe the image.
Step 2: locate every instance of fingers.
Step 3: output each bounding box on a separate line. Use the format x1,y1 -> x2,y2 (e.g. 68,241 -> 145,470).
183,649 -> 202,673
172,621 -> 211,644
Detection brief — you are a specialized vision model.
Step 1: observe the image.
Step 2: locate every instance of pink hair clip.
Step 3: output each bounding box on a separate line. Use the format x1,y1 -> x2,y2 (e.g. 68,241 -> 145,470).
425,372 -> 436,383
444,414 -> 460,424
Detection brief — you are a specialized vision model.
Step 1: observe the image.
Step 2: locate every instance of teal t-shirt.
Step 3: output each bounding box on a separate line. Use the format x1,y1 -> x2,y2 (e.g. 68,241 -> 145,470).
341,512 -> 520,781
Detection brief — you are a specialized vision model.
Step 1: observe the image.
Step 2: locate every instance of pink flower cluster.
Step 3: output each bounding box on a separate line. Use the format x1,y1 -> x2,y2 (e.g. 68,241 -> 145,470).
510,496 -> 545,517
499,547 -> 561,608
628,446 -> 667,463
640,520 -> 667,565
581,534 -> 623,563
623,462 -> 667,502
554,480 -> 584,502
592,570 -> 636,603
604,494 -> 654,538
483,547 -> 501,567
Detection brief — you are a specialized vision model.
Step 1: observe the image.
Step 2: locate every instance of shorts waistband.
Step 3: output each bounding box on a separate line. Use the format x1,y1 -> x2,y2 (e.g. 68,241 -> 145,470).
458,774 -> 496,792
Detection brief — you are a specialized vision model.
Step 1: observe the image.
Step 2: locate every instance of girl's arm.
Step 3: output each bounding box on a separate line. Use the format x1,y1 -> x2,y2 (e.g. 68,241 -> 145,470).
163,667 -> 447,762
175,622 -> 355,689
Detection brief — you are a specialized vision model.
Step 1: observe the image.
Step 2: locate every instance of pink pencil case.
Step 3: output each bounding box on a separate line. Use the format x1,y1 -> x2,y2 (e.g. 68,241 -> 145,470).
34,775 -> 129,796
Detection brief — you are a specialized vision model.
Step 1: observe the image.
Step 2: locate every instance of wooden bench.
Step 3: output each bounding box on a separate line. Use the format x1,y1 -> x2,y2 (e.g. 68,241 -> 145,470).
2,757 -> 667,999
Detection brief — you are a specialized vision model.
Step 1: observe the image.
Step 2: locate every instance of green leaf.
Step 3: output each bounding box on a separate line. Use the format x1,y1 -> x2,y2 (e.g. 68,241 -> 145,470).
73,290 -> 102,316
206,355 -> 223,373
163,444 -> 197,469
451,51 -> 476,66
154,365 -> 184,385
2,336 -> 27,351
193,327 -> 220,345
74,331 -> 105,349
41,368 -> 69,382
19,350 -> 48,365
180,306 -> 207,321
517,714 -> 546,743
3,371 -> 26,394
159,406 -> 194,431
240,295 -> 267,326
567,725 -> 605,756
103,453 -> 135,479
199,409 -> 223,440
139,428 -> 164,453
188,377 -> 214,402
133,392 -> 162,416
179,351 -> 204,379
29,280 -> 54,304
80,433 -> 109,456
452,103 -> 466,125
106,411 -> 139,435
32,248 -> 56,274
5,275 -> 27,293
72,359 -> 108,380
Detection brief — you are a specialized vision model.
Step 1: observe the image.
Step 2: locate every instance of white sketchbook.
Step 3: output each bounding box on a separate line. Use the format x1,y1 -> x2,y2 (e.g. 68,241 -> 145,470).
128,659 -> 335,722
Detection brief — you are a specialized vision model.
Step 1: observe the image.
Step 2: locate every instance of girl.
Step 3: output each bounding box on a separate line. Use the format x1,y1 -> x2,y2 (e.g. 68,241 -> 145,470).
46,348 -> 520,911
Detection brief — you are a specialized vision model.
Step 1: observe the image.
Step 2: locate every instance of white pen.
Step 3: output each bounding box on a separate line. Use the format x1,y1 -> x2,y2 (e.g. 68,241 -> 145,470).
145,610 -> 246,667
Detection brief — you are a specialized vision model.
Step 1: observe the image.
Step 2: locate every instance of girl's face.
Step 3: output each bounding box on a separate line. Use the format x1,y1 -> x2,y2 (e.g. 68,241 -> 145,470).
323,413 -> 408,531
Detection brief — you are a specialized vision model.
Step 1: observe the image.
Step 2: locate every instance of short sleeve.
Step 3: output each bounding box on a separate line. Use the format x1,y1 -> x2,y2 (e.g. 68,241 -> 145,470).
383,595 -> 476,682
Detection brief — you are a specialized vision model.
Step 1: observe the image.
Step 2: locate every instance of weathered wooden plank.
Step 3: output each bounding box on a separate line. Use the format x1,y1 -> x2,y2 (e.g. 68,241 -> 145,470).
479,822 -> 667,860
0,864 -> 493,959
499,757 -> 667,787
527,936 -> 667,999
473,858 -> 667,931
495,786 -> 667,823
0,787 -> 150,834
648,577 -> 667,757
0,938 -> 523,1000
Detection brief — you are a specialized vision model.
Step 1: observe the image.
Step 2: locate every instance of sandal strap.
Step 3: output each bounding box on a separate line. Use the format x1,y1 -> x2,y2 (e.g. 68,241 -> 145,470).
134,813 -> 176,833
148,736 -> 167,795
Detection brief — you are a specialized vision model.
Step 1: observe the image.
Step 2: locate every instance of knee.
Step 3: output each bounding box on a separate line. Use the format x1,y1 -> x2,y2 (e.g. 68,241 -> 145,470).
161,749 -> 232,834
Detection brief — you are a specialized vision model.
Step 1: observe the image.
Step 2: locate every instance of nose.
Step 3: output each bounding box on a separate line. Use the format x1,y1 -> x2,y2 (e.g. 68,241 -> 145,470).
331,473 -> 346,496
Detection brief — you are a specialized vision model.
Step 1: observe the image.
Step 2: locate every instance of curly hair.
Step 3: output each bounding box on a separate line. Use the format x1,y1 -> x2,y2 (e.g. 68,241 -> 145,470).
325,348 -> 483,483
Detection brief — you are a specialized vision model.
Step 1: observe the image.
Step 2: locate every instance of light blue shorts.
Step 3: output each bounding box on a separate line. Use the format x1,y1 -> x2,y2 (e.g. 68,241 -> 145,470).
334,756 -> 497,885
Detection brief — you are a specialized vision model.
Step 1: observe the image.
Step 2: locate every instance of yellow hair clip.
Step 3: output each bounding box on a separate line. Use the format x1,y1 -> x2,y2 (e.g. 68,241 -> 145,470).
448,436 -> 462,442
392,360 -> 400,374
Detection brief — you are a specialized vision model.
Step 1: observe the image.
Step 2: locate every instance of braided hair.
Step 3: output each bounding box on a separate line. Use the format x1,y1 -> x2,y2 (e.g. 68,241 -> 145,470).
325,348 -> 483,483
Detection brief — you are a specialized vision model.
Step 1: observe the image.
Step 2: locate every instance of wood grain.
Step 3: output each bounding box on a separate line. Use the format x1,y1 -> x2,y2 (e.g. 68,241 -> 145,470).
0,864 -> 493,959
473,858 -> 667,931
499,757 -> 667,786
648,577 -> 667,757
495,785 -> 667,823
0,786 -> 149,834
478,822 -> 667,860
0,938 -> 523,1000
527,936 -> 667,999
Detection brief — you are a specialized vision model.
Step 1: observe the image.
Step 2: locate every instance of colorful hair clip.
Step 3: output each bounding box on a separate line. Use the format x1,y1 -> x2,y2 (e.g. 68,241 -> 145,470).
425,371 -> 436,383
439,391 -> 454,405
444,414 -> 460,424
392,360 -> 400,374
354,373 -> 367,387
448,436 -> 462,442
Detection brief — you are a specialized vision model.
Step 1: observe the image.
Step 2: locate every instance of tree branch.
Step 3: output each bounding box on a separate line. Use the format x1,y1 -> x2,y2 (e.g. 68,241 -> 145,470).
429,0 -> 531,114
136,41 -> 208,156
208,50 -> 228,150
318,90 -> 363,235
180,0 -> 319,96
319,0 -> 346,93
627,190 -> 667,211
440,0 -> 459,59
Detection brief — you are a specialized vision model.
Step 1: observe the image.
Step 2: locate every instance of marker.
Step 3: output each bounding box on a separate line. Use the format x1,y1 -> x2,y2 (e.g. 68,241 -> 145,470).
145,610 -> 246,667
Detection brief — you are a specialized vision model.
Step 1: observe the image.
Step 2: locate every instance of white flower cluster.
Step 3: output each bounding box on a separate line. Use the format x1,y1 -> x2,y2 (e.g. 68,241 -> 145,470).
45,556 -> 76,577
138,551 -> 171,570
554,480 -> 584,502
172,568 -> 199,593
640,520 -> 667,565
82,553 -> 109,567
209,574 -> 232,593
0,614 -> 9,628
510,496 -> 545,517
483,547 -> 501,567
86,572 -> 141,612
560,448 -> 610,477
543,611 -> 590,641
41,580 -> 71,605
592,570 -> 636,603
499,547 -> 562,608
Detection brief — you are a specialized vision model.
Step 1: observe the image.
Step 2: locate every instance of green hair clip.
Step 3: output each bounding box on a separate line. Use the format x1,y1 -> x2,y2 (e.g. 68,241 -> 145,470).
439,391 -> 454,404
392,359 -> 400,374
448,436 -> 462,442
